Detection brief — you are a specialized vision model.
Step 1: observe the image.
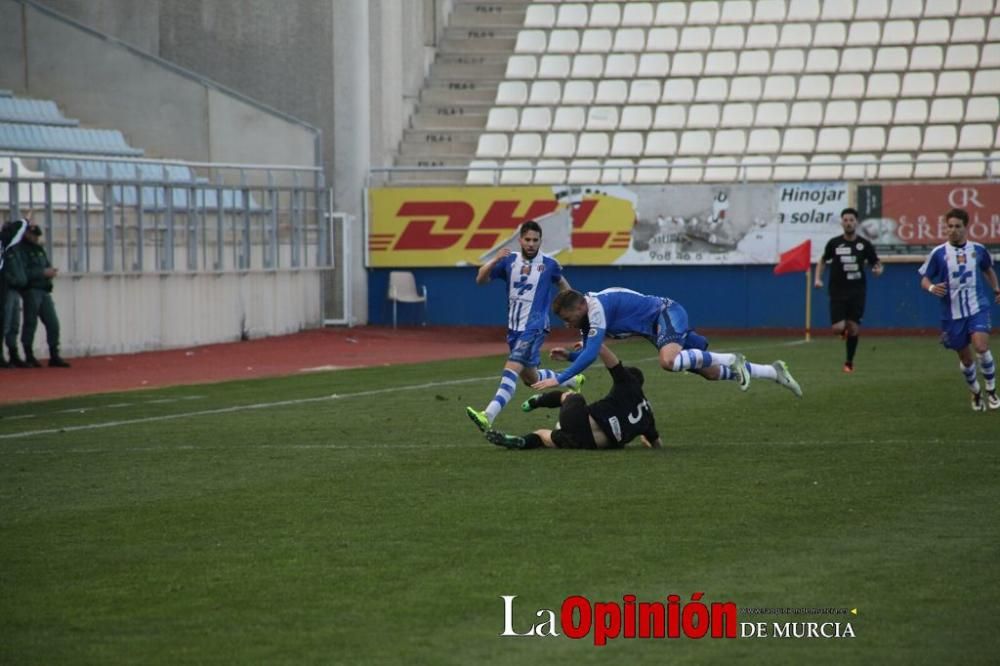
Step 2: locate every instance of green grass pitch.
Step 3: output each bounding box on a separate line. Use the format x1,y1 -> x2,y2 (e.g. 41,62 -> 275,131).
1,336 -> 998,664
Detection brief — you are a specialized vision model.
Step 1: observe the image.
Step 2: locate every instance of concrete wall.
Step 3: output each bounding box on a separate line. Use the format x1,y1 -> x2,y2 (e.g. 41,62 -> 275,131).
32,269 -> 325,357
0,1 -> 319,168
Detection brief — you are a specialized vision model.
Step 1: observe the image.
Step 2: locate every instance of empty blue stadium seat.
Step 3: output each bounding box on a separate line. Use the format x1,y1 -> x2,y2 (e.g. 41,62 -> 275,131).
0,122 -> 143,156
0,98 -> 78,126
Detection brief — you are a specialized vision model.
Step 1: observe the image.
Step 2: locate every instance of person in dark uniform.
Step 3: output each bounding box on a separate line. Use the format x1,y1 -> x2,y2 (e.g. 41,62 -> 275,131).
814,207 -> 883,373
484,343 -> 662,450
19,223 -> 70,368
0,219 -> 29,368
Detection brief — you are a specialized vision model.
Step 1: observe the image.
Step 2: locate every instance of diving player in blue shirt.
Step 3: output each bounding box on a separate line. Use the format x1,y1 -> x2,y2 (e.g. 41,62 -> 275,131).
919,207 -> 1000,411
532,287 -> 802,398
466,221 -> 584,432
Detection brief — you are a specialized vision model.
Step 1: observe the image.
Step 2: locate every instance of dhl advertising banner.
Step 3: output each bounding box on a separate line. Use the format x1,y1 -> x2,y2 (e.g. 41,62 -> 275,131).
858,182 -> 1000,253
367,182 -> 853,267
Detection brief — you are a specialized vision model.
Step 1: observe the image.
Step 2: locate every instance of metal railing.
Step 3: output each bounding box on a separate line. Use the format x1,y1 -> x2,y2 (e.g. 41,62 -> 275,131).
2,152 -> 334,275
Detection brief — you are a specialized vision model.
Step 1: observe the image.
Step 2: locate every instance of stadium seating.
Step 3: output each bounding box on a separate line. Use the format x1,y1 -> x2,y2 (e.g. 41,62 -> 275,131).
464,0 -> 1000,184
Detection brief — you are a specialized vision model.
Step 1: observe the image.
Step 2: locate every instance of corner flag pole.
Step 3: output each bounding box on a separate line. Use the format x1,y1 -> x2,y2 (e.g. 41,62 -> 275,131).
805,267 -> 812,342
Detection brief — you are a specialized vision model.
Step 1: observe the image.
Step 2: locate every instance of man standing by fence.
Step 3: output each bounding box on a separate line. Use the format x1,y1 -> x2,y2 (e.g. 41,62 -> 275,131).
19,223 -> 70,368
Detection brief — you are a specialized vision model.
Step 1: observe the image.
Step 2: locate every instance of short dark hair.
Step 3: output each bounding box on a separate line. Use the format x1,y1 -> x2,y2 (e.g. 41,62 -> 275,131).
946,208 -> 969,226
519,220 -> 542,237
841,207 -> 859,219
626,366 -> 645,386
552,289 -> 585,314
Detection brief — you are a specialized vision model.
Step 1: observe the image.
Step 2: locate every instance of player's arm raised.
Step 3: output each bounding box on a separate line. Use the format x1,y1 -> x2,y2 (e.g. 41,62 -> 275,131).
476,248 -> 511,285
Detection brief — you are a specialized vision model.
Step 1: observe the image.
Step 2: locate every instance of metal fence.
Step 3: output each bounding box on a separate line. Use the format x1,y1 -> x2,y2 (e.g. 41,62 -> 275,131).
1,152 -> 334,275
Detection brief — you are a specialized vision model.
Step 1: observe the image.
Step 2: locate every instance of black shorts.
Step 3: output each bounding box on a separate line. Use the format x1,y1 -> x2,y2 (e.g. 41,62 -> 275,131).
829,290 -> 866,324
552,393 -> 597,450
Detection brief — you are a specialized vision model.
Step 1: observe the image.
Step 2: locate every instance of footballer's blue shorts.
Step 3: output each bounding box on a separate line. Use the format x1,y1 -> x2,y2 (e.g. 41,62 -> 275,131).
507,328 -> 547,367
940,311 -> 992,351
651,299 -> 709,351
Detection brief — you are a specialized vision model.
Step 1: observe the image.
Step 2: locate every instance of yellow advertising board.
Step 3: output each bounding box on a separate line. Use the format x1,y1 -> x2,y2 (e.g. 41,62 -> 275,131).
367,186 -> 637,267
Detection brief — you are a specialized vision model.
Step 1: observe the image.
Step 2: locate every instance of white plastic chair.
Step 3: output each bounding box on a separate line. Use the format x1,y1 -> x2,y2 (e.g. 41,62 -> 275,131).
388,271 -> 428,328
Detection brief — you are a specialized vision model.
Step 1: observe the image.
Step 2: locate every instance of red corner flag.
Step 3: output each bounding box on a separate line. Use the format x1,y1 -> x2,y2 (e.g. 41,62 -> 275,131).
774,240 -> 812,275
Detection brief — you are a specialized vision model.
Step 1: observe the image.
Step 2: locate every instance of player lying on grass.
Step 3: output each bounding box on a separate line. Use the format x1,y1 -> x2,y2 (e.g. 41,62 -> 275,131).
531,288 -> 802,398
485,342 -> 662,450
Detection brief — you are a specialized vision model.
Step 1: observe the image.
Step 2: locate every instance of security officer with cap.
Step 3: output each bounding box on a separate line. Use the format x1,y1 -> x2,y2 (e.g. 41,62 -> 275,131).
20,223 -> 70,367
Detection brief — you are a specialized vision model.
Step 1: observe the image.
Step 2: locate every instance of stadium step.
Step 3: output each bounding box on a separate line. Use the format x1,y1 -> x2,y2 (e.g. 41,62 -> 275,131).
430,55 -> 510,79
410,106 -> 488,130
395,154 -> 474,169
450,2 -> 529,28
421,82 -> 498,105
401,130 -> 480,156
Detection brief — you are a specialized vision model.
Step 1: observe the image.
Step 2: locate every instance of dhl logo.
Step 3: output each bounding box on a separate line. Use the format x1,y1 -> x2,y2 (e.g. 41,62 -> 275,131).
368,187 -> 636,266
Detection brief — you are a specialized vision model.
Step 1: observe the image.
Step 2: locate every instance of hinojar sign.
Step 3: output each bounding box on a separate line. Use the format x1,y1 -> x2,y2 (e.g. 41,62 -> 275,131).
367,185 -> 636,267
857,182 -> 1000,253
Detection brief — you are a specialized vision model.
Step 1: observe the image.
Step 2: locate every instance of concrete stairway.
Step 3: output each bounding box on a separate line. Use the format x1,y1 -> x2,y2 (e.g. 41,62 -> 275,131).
394,0 -> 529,183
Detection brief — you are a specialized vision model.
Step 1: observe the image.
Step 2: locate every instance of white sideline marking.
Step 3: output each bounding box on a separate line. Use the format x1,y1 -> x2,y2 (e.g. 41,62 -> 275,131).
0,340 -> 807,441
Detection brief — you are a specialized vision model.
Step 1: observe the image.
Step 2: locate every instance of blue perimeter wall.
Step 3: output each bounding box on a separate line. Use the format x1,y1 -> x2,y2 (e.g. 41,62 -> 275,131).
369,265 -> 953,330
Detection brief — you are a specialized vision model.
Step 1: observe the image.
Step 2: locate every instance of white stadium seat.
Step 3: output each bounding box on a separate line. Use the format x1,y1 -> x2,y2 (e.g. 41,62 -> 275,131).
520,107 -> 553,131
601,158 -> 636,184
809,154 -> 844,180
756,101 -> 789,126
704,51 -> 738,75
914,153 -> 950,178
894,100 -> 928,124
754,0 -> 787,23
466,160 -> 499,185
852,127 -> 886,152
773,155 -> 808,180
866,73 -> 901,98
567,160 -> 602,184
505,55 -> 537,79
586,106 -> 619,130
859,100 -> 893,124
515,30 -> 547,53
496,81 -> 528,105
669,157 -> 704,183
620,106 -> 654,130
740,155 -> 773,181
611,132 -> 645,157
614,28 -> 647,52
537,55 -> 571,79
922,125 -> 958,150
831,74 -> 865,99
787,0 -> 821,21
747,128 -> 781,153
679,26 -> 712,50
937,71 -> 971,96
571,54 -> 604,78
654,105 -> 687,128
790,101 -> 823,126
580,29 -> 612,52
622,3 -> 656,27
687,1 -> 721,25
738,50 -> 771,74
629,79 -> 663,104
799,75 -> 831,100
553,106 -> 586,131
981,44 -> 1000,68
595,79 -> 628,104
959,124 -> 993,149
763,75 -> 798,100
959,0 -> 992,15
901,72 -> 936,97
951,152 -> 986,178
916,19 -> 950,43
779,24 -> 813,48
847,22 -> 881,46
772,49 -> 806,74
887,126 -> 921,151
729,76 -> 762,101
576,132 -> 610,157
712,25 -> 744,51
966,97 -> 999,122
817,127 -> 852,152
889,0 -> 923,19
696,77 -> 728,102
874,47 -> 909,71
549,29 -> 581,53
910,46 -> 944,70
843,154 -> 878,180
529,81 -> 561,105
637,53 -> 670,77
525,5 -> 556,28
646,28 -> 680,50
655,2 -> 688,26
879,153 -> 913,179
714,129 -> 747,154
952,17 -> 985,42
687,102 -> 721,128
635,158 -> 669,183
882,19 -> 916,44
783,128 -> 816,153
929,98 -> 964,124
704,156 -> 739,181
924,0 -> 958,16
645,130 -> 679,155
534,159 -> 568,185
562,80 -> 595,104
745,24 -> 779,48
722,102 -> 755,126
825,101 -> 858,125
477,133 -> 509,159
487,108 -> 519,132
671,52 -> 704,76
720,0 -> 753,23
509,133 -> 543,158
663,78 -> 696,102
557,4 -> 589,28
840,48 -> 874,72
944,45 -> 979,69
589,4 -> 622,27
812,21 -> 847,47
543,132 -> 577,158
604,54 -> 637,78
972,70 -> 1000,95
806,48 -> 839,73
855,0 -> 889,19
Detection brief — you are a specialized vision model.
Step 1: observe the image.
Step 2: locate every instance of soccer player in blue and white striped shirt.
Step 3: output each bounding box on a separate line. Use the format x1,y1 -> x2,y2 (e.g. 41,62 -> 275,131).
919,208 -> 1000,411
466,221 -> 584,432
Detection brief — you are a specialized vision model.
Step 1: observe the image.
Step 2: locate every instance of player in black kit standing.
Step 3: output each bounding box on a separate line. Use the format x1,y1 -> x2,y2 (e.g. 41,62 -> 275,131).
813,207 -> 883,373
